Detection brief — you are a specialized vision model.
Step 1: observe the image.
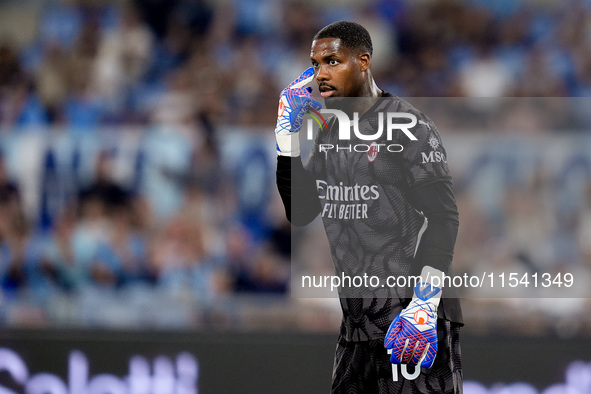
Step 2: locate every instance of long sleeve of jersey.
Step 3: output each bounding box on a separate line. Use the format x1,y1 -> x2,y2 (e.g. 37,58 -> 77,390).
410,178 -> 462,324
410,179 -> 459,274
276,156 -> 321,226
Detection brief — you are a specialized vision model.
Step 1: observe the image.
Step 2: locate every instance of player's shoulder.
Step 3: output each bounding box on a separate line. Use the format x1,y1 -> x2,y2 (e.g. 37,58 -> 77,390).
382,92 -> 439,142
383,93 -> 433,124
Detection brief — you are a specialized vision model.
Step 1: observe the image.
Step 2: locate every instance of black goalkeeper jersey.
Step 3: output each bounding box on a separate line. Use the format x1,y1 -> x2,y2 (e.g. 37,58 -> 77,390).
277,93 -> 462,341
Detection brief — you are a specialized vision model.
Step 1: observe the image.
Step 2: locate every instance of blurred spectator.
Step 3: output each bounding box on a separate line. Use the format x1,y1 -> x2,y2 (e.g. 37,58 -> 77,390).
78,149 -> 134,214
235,243 -> 289,294
93,3 -> 153,117
149,213 -> 208,292
35,43 -> 69,123
0,211 -> 54,301
0,76 -> 48,129
134,0 -> 178,40
63,20 -> 103,128
92,205 -> 150,288
577,182 -> 591,263
357,5 -> 397,75
0,153 -> 20,212
42,208 -> 79,291
459,48 -> 512,97
0,42 -> 24,90
0,154 -> 26,295
226,224 -> 287,294
150,68 -> 196,132
144,23 -> 189,86
510,47 -> 568,97
38,1 -> 83,49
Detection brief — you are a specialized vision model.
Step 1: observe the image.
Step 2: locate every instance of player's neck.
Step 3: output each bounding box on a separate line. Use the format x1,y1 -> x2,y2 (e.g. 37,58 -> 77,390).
364,79 -> 382,98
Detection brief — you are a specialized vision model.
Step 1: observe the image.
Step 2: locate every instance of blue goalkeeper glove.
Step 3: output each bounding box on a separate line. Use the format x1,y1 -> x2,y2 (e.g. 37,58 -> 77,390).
275,67 -> 322,157
384,266 -> 443,369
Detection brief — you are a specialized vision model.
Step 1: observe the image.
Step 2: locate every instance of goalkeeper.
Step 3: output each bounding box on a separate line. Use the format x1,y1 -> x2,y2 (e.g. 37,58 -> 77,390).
275,21 -> 463,393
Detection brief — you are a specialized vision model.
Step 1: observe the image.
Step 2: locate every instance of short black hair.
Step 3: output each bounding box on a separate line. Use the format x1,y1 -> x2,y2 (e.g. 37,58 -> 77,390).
313,21 -> 373,56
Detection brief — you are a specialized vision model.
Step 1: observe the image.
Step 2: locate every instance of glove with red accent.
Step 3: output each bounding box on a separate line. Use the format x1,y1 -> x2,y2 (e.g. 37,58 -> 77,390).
384,266 -> 443,369
275,67 -> 322,157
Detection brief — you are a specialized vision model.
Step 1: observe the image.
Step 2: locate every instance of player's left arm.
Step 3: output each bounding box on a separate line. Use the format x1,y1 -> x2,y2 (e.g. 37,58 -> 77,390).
411,178 -> 459,274
384,115 -> 459,368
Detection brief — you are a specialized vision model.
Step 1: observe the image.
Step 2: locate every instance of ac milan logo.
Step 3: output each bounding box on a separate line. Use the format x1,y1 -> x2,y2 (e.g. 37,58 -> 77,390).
367,141 -> 379,162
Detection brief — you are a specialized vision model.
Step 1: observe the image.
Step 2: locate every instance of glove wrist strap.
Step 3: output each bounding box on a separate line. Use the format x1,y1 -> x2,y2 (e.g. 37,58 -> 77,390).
276,133 -> 300,157
413,266 -> 443,308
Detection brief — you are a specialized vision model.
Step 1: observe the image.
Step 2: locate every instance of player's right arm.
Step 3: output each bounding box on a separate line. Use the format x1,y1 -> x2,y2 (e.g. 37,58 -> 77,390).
275,68 -> 323,226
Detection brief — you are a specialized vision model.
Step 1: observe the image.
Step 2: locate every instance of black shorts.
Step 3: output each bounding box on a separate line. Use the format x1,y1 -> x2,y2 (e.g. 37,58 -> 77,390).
331,320 -> 462,394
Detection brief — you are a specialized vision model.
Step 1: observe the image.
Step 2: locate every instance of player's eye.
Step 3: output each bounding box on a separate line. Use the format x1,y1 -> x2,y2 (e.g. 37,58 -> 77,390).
329,59 -> 339,66
311,61 -> 319,68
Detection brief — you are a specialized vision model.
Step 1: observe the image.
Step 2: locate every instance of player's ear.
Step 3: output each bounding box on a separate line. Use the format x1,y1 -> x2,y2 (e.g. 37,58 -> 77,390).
359,52 -> 371,72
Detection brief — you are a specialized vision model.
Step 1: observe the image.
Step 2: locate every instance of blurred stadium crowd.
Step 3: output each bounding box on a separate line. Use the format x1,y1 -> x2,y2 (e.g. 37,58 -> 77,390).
3,0 -> 591,130
0,0 -> 591,332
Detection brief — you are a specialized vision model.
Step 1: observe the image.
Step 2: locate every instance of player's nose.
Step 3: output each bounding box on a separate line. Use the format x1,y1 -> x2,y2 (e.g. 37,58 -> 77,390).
316,64 -> 330,82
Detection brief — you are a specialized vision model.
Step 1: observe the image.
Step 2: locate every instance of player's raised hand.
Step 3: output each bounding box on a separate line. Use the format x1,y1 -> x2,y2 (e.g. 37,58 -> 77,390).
275,67 -> 322,157
384,266 -> 442,369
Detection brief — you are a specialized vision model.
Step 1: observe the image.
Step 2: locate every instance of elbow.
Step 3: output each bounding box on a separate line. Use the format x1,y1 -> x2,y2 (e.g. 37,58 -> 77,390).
286,210 -> 317,227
